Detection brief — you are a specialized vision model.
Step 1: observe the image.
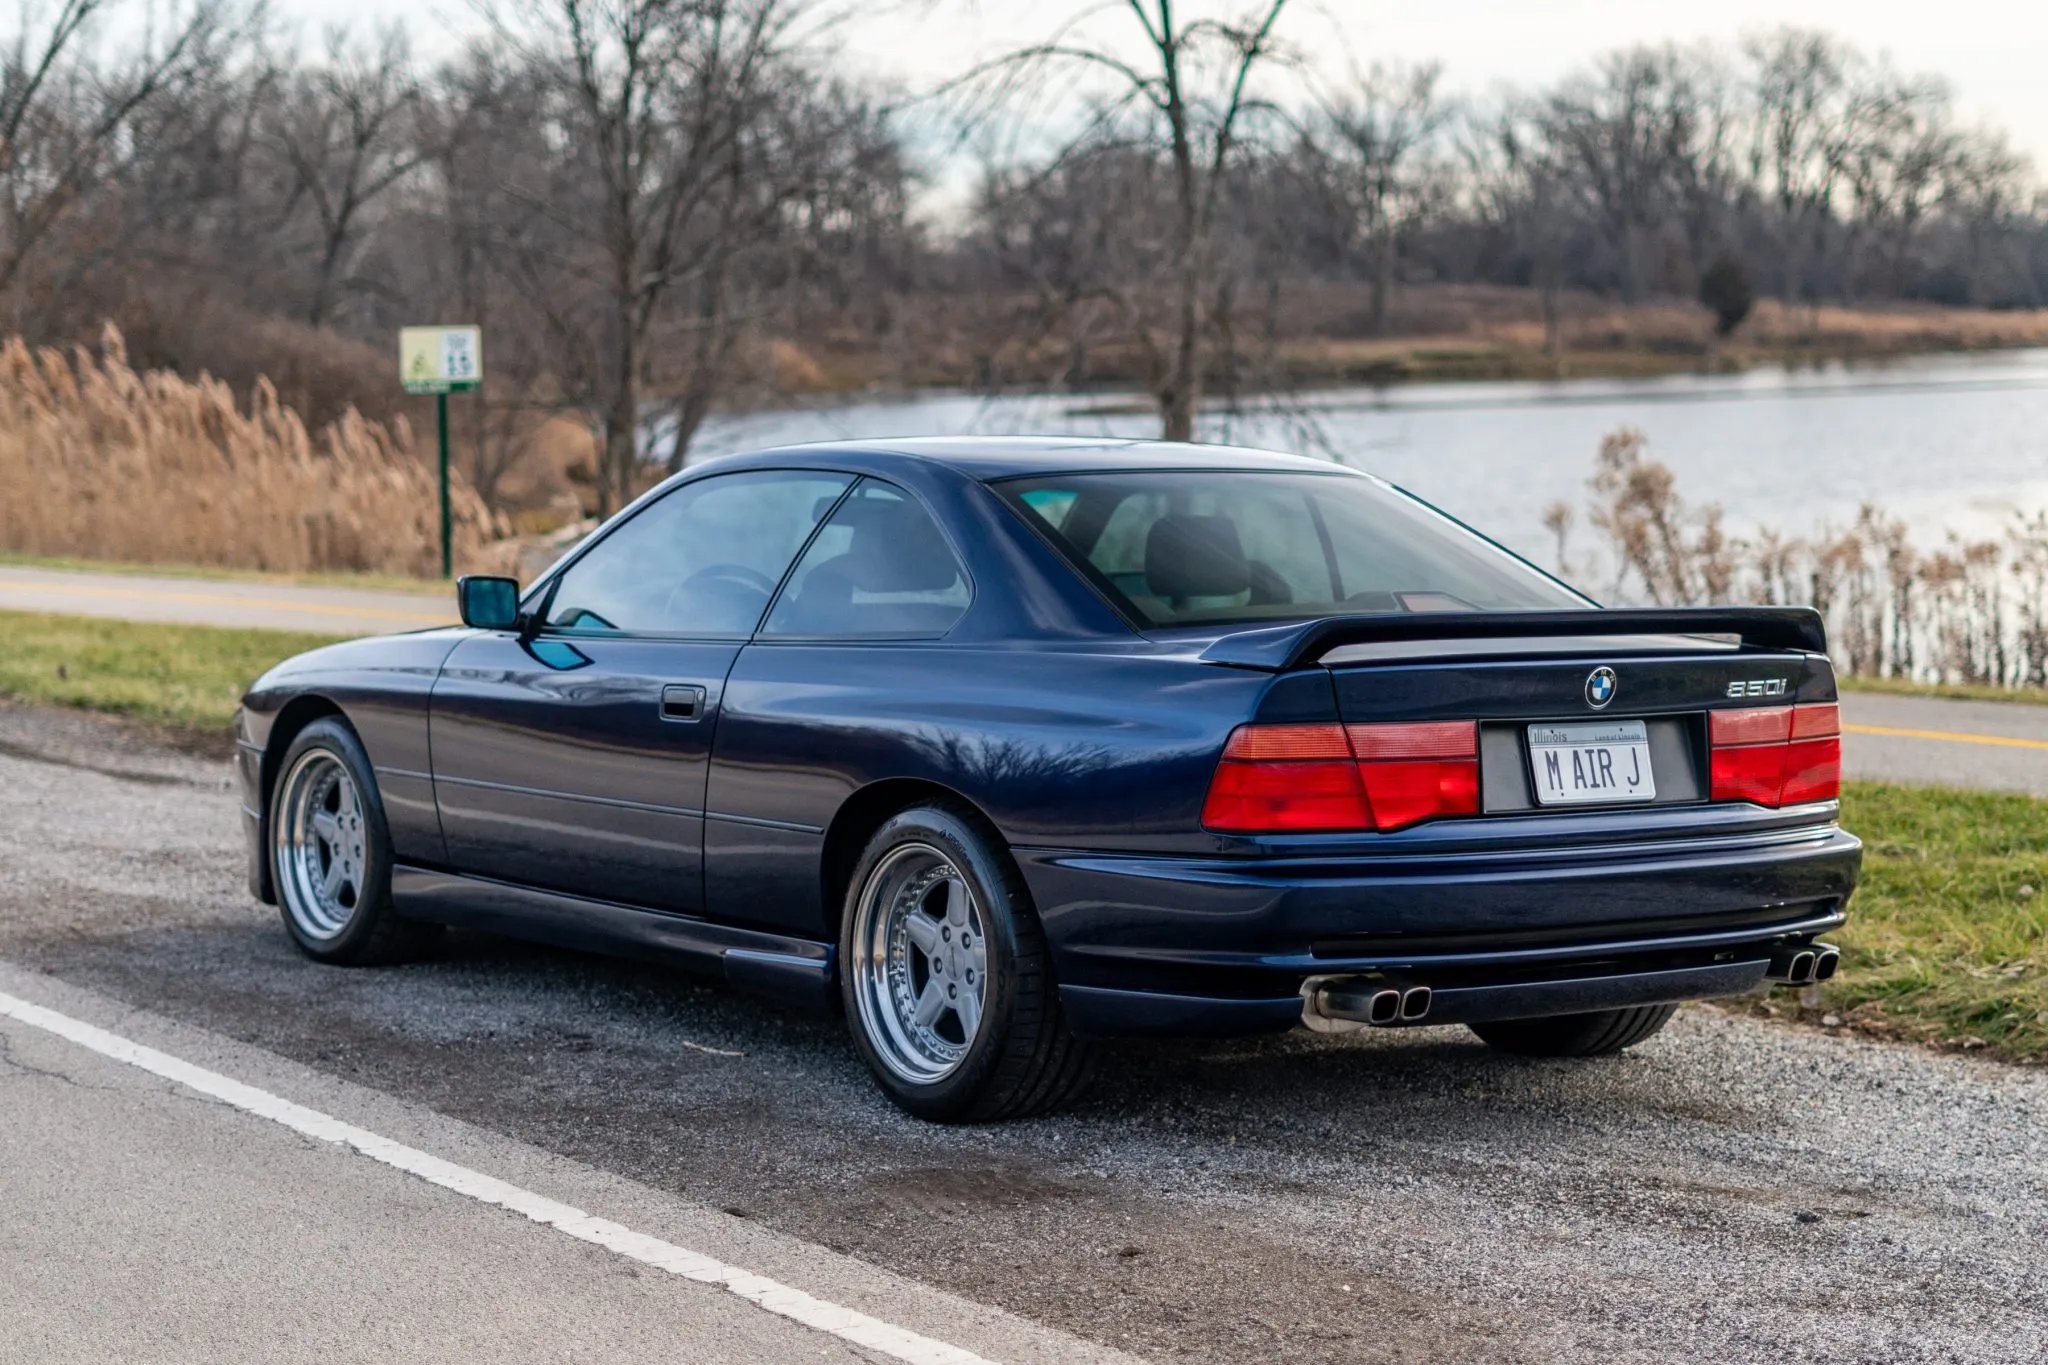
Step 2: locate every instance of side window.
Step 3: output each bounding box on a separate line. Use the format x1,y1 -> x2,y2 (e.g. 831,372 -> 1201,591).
545,471 -> 853,636
763,479 -> 971,638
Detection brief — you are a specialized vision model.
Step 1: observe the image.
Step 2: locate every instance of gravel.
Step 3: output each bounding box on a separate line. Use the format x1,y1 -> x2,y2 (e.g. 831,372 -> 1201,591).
2,699 -> 2043,1364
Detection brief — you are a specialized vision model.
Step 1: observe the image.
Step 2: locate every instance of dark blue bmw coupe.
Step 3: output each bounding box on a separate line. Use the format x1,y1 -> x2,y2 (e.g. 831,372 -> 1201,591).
237,439 -> 1860,1120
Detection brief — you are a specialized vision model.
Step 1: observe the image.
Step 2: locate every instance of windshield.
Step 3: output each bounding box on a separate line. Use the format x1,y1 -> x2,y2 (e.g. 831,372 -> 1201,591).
999,469 -> 1589,627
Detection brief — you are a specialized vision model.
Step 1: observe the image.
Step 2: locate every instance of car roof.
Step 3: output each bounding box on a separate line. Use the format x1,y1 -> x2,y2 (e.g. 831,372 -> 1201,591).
702,436 -> 1356,482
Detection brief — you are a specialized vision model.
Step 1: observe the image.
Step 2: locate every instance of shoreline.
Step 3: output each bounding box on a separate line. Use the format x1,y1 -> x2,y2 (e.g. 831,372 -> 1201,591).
703,334 -> 2048,424
762,294 -> 2048,402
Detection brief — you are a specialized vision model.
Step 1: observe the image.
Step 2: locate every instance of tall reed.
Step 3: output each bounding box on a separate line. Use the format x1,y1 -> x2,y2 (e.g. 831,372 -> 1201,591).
1559,429 -> 2048,687
0,326 -> 504,576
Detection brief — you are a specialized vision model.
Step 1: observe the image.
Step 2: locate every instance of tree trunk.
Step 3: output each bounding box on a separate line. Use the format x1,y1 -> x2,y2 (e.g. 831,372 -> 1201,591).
1619,225 -> 1645,305
1367,232 -> 1394,336
600,389 -> 636,518
1160,293 -> 1200,443
1156,232 -> 1204,441
308,227 -> 347,328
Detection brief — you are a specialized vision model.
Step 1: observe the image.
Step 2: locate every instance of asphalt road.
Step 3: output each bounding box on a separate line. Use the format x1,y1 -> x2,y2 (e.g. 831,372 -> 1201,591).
0,966 -> 1125,1365
1,700 -> 2044,1364
1840,690 -> 2048,796
0,564 -> 453,634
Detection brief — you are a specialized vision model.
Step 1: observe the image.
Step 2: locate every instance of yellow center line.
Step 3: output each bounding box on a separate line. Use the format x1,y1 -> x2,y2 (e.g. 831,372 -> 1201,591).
0,579 -> 450,626
1844,722 -> 2048,752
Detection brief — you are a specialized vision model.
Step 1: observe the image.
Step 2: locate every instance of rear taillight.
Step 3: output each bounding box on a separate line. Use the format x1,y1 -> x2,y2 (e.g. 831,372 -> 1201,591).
1202,721 -> 1479,833
1350,722 -> 1480,830
1201,725 -> 1369,832
1710,702 -> 1840,806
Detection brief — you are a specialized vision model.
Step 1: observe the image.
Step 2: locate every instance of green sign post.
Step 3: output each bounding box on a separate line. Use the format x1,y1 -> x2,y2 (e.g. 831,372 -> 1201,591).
399,326 -> 483,577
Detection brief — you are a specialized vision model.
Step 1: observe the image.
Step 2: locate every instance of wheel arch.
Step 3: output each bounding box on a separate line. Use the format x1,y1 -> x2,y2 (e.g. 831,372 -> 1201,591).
818,777 -> 1004,939
251,694 -> 350,900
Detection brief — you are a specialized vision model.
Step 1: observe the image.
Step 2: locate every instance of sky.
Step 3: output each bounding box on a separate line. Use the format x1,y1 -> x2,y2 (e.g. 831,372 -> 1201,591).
280,0 -> 2048,166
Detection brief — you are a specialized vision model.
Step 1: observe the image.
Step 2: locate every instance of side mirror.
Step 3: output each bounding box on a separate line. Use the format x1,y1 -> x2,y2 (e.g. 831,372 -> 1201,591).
457,575 -> 521,631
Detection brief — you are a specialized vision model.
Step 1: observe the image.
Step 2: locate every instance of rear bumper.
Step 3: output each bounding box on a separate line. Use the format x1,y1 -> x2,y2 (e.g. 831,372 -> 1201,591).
1019,819 -> 1861,1038
1059,958 -> 1779,1038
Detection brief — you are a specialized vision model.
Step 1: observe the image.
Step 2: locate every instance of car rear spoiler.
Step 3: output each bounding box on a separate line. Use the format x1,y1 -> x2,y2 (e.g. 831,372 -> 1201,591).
1196,607 -> 1828,672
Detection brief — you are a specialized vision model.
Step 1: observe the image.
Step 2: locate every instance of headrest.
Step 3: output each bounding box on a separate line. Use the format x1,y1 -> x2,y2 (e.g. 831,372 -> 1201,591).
1145,514 -> 1248,600
833,498 -> 961,593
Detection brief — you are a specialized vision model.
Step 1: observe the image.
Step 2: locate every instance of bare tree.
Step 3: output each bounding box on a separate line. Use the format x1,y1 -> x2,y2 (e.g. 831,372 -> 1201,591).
1459,103 -> 1580,355
1537,45 -> 1720,302
956,0 -> 1295,441
0,0 -> 245,307
1318,61 -> 1450,334
478,0 -> 829,511
264,26 -> 428,327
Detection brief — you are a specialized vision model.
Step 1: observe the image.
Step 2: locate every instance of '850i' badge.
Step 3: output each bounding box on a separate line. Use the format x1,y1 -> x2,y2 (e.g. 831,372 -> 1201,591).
1585,667 -> 1617,709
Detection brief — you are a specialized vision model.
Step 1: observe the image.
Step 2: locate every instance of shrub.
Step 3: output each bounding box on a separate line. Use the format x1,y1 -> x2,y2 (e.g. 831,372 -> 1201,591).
1698,253 -> 1755,337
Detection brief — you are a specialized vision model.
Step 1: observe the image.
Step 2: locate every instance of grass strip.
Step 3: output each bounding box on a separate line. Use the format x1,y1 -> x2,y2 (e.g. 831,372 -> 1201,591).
1738,781 -> 2048,1064
0,609 -> 340,737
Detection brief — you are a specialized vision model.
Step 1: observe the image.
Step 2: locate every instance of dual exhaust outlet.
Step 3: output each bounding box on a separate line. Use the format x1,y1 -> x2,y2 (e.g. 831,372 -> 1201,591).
1767,940 -> 1841,987
1304,978 -> 1433,1030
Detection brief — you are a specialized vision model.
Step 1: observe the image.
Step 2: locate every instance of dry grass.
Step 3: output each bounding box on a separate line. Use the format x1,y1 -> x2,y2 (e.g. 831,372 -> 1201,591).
1562,429 -> 2048,690
0,325 -> 507,576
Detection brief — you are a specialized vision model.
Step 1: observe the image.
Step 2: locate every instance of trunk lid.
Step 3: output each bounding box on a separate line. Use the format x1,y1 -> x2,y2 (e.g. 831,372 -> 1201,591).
1204,608 -> 1837,822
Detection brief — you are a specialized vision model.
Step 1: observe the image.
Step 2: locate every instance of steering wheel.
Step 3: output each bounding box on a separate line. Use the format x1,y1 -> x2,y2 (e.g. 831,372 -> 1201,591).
680,563 -> 777,595
666,563 -> 778,624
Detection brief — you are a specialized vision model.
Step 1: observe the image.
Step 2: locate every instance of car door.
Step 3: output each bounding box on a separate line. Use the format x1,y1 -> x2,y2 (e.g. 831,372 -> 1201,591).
428,469 -> 853,913
705,478 -> 975,935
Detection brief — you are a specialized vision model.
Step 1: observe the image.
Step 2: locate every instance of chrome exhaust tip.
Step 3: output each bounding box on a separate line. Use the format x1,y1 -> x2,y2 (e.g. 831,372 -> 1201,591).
1767,946 -> 1819,986
1302,978 -> 1420,1030
1812,944 -> 1841,982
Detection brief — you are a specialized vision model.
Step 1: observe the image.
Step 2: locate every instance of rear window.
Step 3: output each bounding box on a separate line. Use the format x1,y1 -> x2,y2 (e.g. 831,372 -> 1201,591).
1001,470 -> 1587,627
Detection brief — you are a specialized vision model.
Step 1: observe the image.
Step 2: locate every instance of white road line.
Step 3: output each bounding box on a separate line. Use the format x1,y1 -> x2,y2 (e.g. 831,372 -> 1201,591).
0,988 -> 992,1365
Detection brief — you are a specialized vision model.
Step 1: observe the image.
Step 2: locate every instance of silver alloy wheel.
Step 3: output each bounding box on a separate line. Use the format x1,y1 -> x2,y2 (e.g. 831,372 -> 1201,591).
274,748 -> 369,941
850,842 -> 991,1083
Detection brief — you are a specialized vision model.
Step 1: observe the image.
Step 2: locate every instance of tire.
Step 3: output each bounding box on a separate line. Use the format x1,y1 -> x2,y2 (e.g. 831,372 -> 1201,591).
839,803 -> 1095,1122
1468,1003 -> 1678,1058
269,716 -> 438,965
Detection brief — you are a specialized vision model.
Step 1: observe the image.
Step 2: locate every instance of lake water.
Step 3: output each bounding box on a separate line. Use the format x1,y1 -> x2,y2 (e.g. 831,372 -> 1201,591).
690,349 -> 2048,569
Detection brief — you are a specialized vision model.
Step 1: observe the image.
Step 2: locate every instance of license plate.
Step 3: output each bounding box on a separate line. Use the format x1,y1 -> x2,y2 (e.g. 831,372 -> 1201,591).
1527,720 -> 1656,806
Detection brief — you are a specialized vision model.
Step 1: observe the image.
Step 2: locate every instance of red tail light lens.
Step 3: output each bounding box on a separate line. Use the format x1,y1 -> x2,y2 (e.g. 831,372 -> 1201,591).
1710,702 -> 1841,806
1202,722 -> 1477,833
1781,704 -> 1841,804
1780,738 -> 1842,805
1202,725 -> 1370,832
1348,722 -> 1479,830
1709,742 -> 1787,805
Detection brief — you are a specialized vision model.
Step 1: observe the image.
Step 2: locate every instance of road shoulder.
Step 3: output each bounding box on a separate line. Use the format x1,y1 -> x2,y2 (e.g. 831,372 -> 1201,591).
0,963 -> 1139,1365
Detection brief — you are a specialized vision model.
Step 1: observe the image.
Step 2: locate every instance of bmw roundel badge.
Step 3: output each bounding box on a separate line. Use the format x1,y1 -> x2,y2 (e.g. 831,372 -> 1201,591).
1585,666 -> 1617,709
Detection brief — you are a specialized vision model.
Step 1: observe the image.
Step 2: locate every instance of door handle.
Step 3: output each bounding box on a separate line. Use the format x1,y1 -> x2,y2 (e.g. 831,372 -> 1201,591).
659,684 -> 707,722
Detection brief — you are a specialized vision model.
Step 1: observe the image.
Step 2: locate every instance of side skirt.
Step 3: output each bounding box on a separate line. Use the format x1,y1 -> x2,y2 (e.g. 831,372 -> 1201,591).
390,866 -> 836,1011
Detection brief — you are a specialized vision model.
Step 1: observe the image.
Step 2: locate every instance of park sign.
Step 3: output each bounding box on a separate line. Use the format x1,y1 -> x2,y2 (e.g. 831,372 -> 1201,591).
399,324 -> 483,578
399,325 -> 483,394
